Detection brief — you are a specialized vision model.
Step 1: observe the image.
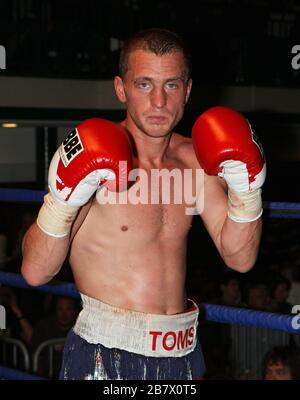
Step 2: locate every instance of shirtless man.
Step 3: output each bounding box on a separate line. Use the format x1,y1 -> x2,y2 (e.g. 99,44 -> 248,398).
21,29 -> 265,380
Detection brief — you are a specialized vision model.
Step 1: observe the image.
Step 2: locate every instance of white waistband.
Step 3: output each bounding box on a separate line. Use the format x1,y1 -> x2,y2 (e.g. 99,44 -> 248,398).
74,294 -> 198,358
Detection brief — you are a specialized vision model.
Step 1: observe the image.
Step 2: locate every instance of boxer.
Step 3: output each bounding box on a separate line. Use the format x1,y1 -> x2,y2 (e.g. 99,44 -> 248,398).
21,28 -> 265,380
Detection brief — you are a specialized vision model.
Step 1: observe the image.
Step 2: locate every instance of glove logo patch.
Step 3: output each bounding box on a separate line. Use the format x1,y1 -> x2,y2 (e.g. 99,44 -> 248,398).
59,128 -> 84,167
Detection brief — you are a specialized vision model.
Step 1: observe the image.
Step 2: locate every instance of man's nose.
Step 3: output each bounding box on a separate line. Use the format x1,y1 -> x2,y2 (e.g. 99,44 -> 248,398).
151,87 -> 167,108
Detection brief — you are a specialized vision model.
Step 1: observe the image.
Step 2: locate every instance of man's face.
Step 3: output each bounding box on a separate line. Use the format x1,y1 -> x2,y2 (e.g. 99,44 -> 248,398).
274,283 -> 289,303
265,361 -> 293,380
223,280 -> 240,299
114,50 -> 192,138
248,288 -> 269,310
56,298 -> 79,329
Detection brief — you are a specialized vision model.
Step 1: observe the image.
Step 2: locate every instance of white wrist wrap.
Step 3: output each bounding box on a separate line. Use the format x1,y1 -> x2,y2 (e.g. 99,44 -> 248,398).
228,188 -> 263,223
37,192 -> 79,238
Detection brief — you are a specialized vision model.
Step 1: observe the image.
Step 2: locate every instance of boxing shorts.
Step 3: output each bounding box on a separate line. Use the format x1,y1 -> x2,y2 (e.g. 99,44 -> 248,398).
59,294 -> 206,380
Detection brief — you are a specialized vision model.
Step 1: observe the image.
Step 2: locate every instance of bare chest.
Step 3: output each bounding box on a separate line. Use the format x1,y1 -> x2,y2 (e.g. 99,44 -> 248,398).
94,190 -> 192,241
89,163 -> 199,240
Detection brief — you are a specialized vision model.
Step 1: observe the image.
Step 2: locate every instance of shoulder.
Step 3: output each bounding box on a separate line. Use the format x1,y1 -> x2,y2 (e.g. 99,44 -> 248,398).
170,132 -> 226,190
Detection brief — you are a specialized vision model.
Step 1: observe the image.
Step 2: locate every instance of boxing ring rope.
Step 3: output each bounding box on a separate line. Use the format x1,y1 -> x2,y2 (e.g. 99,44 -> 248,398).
0,272 -> 298,334
0,271 -> 80,299
203,303 -> 299,334
1,187 -> 300,379
0,366 -> 47,380
0,188 -> 44,203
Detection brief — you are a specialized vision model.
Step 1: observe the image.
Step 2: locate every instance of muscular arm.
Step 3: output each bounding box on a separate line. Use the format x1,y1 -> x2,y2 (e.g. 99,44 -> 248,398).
21,201 -> 92,286
192,106 -> 265,273
200,175 -> 261,272
21,223 -> 70,286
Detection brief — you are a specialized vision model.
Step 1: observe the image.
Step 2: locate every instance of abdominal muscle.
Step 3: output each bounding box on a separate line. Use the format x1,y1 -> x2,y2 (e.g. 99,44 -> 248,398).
69,196 -> 191,315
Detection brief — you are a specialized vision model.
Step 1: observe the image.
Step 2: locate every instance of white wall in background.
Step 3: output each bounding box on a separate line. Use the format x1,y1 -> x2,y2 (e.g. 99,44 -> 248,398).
1,76 -> 300,114
0,77 -> 123,110
0,127 -> 35,182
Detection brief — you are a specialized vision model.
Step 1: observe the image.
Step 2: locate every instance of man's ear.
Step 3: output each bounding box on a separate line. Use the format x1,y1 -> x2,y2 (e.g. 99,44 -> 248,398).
184,78 -> 192,104
114,76 -> 126,103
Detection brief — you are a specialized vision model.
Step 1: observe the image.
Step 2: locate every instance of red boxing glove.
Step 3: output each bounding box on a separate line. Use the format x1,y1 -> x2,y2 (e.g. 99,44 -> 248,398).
37,118 -> 133,237
192,106 -> 266,222
51,118 -> 133,204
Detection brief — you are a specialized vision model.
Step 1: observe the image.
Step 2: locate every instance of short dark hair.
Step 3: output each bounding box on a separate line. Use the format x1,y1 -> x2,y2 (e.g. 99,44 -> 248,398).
55,296 -> 81,310
262,346 -> 300,379
119,28 -> 192,79
269,276 -> 291,298
219,271 -> 241,287
245,282 -> 268,294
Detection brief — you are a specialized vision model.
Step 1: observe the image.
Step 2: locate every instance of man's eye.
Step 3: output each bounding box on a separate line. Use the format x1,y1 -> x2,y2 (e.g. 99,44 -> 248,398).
137,82 -> 150,89
166,82 -> 179,89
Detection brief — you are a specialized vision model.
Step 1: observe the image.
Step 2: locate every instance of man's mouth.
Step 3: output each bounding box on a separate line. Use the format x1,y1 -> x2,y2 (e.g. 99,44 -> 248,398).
147,116 -> 168,123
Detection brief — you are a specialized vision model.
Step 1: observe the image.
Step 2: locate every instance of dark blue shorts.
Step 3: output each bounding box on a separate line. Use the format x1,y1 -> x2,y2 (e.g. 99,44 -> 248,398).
59,329 -> 205,380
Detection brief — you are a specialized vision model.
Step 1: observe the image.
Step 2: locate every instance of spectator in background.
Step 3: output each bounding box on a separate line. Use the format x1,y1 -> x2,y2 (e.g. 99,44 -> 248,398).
245,282 -> 270,311
7,211 -> 45,325
0,286 -> 33,345
6,211 -> 36,275
0,224 -> 10,271
217,271 -> 244,307
281,264 -> 300,307
197,271 -> 245,380
268,277 -> 292,314
30,296 -> 81,378
262,346 -> 300,380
